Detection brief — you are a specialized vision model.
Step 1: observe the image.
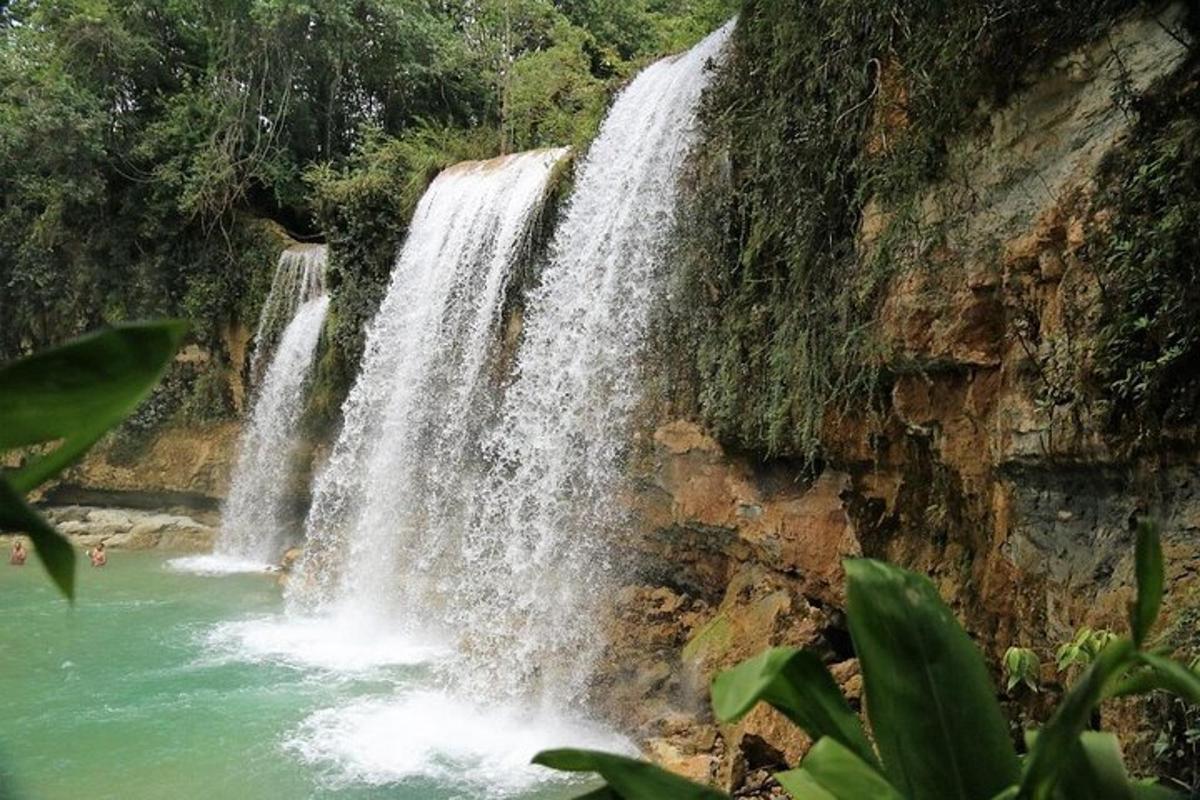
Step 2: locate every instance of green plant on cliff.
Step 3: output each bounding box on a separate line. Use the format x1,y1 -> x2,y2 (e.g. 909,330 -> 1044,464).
0,321 -> 185,598
537,520 -> 1196,798
0,1 -> 733,437
1057,627 -> 1120,674
1086,69 -> 1200,438
1004,647 -> 1042,694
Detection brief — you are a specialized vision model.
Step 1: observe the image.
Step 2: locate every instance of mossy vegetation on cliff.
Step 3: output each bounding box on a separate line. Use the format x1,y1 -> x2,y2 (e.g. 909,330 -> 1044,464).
1087,65 -> 1200,441
671,0 -> 1155,460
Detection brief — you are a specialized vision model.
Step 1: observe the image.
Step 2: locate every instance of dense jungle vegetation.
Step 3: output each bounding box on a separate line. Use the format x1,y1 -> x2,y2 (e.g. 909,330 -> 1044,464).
4,0 -> 1196,458
0,0 -> 731,373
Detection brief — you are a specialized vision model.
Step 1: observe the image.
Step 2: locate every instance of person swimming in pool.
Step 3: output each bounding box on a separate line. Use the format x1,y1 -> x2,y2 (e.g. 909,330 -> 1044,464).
9,539 -> 26,566
89,541 -> 107,567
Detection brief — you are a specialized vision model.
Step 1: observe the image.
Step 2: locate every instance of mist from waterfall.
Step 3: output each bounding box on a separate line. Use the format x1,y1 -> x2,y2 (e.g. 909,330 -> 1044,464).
183,246 -> 329,573
288,148 -> 570,619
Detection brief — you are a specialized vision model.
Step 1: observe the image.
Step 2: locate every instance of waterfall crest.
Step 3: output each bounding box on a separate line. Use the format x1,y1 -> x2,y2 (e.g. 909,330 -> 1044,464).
200,246 -> 329,571
249,246 -> 328,385
288,148 -> 570,617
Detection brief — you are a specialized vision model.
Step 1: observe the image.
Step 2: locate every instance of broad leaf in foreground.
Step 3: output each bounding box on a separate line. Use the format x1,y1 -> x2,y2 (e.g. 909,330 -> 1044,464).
1110,651 -> 1200,706
0,321 -> 188,492
1130,520 -> 1163,647
845,558 -> 1020,799
0,478 -> 76,598
1019,639 -> 1136,800
0,321 -> 187,597
775,768 -> 838,800
532,749 -> 727,800
711,647 -> 876,767
789,738 -> 905,800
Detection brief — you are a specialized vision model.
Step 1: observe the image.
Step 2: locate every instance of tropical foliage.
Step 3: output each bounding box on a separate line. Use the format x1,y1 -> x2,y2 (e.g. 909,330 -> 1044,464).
668,0 -> 1197,460
538,521 -> 1197,799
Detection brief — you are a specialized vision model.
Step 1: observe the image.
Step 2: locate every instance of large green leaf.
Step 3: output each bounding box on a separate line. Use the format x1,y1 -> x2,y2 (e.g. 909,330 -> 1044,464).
1053,732 -> 1136,800
844,558 -> 1019,800
1110,651 -> 1200,705
793,738 -> 905,800
1130,520 -> 1163,647
532,749 -> 727,800
2,321 -> 188,492
711,647 -> 877,768
0,477 -> 76,599
775,768 -> 838,800
0,321 -> 187,450
571,788 -> 622,800
1019,639 -> 1137,800
1024,729 -> 1179,800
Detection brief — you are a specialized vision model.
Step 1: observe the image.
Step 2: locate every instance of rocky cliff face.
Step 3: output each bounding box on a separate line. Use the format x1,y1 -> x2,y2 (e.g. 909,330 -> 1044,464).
605,6 -> 1199,790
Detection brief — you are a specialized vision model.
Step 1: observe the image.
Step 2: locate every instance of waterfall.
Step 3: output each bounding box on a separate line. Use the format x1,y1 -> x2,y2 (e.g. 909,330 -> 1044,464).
286,20 -> 731,709
453,21 -> 736,704
288,148 -> 570,617
210,23 -> 733,795
249,246 -> 328,385
181,246 -> 329,573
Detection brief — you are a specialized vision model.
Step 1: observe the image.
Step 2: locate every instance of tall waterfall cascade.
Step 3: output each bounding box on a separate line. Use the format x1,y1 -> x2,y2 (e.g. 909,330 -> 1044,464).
286,21 -> 734,710
457,20 -> 737,704
199,21 -> 735,797
249,246 -> 328,384
182,246 -> 329,573
289,148 -> 571,617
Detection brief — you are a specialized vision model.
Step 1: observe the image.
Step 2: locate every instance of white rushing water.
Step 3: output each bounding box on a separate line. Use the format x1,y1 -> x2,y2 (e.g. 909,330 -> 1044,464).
451,20 -> 736,705
288,149 -> 571,618
180,247 -> 329,574
249,246 -> 328,384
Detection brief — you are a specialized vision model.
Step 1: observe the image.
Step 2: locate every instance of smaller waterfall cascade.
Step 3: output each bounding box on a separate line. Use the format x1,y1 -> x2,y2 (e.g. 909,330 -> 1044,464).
288,149 -> 570,619
202,246 -> 329,571
249,246 -> 328,384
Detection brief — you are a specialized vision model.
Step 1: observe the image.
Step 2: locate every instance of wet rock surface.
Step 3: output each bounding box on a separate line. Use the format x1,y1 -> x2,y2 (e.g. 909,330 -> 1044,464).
40,506 -> 216,551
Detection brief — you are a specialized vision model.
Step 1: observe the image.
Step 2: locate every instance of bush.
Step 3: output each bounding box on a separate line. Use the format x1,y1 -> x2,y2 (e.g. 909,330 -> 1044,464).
1086,70 -> 1200,439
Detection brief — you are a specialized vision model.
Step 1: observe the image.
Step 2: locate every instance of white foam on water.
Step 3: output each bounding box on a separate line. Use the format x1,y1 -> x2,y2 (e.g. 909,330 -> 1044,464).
166,554 -> 277,576
285,689 -> 634,797
202,613 -> 449,674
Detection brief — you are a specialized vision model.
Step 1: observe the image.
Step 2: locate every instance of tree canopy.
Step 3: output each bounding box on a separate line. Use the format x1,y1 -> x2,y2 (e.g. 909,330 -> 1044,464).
0,0 -> 733,358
